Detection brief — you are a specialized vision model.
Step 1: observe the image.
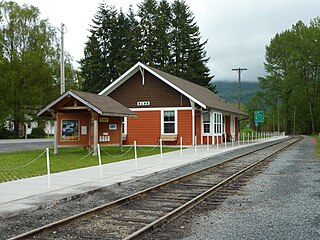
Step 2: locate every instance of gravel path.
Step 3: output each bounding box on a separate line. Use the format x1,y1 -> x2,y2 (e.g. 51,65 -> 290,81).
152,136 -> 320,240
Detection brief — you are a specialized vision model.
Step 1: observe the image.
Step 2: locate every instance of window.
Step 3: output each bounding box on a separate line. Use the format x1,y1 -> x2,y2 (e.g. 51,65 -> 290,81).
163,110 -> 176,134
61,120 -> 79,141
203,112 -> 210,133
122,117 -> 127,134
214,112 -> 222,134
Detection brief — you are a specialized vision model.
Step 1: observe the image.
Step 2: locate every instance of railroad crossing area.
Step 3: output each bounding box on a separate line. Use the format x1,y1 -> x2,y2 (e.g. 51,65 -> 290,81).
0,135 -> 287,216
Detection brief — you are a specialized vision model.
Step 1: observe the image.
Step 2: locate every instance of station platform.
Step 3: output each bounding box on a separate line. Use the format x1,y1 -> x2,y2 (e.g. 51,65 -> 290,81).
0,136 -> 287,216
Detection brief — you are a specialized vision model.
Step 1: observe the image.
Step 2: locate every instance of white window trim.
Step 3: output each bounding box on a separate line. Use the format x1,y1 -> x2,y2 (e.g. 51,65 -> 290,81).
122,117 -> 127,135
161,109 -> 178,135
230,115 -> 235,137
213,112 -> 223,136
202,112 -> 211,135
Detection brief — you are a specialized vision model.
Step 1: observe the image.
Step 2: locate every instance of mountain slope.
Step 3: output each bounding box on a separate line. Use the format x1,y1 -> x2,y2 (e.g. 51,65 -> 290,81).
214,81 -> 259,104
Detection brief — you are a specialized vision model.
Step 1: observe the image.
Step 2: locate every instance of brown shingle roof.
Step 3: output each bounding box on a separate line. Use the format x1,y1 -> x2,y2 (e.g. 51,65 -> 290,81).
38,90 -> 136,118
99,62 -> 248,117
148,66 -> 248,116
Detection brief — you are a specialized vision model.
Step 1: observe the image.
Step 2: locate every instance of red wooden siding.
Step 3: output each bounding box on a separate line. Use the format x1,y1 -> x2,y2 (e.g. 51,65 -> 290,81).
98,117 -> 122,145
178,110 -> 193,145
202,136 -> 213,145
225,115 -> 230,136
126,111 -> 161,145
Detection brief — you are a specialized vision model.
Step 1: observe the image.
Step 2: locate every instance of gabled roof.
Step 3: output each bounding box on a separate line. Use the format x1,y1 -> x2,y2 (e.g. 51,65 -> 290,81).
99,62 -> 248,116
37,90 -> 136,118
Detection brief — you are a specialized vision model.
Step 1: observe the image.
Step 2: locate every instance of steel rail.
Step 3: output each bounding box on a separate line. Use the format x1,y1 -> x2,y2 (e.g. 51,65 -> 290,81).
8,136 -> 300,240
124,136 -> 301,239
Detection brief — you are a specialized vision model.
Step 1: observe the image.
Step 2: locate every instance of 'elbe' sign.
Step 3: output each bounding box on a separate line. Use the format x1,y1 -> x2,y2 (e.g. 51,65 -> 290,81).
137,101 -> 150,106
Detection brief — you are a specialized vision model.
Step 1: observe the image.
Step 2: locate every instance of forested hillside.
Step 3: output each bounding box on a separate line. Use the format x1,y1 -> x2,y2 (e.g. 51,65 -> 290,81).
214,81 -> 259,104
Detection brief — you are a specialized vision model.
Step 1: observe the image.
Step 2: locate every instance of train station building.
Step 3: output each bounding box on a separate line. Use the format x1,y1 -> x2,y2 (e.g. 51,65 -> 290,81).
37,90 -> 136,153
99,62 -> 248,146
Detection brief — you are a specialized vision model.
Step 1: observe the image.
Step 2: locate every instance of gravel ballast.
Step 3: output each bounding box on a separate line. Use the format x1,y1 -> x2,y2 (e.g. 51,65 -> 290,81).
1,137 -> 316,239
156,136 -> 320,240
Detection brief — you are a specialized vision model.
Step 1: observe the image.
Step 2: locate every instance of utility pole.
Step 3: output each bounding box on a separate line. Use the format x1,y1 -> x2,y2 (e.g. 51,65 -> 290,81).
60,23 -> 66,94
232,67 -> 247,109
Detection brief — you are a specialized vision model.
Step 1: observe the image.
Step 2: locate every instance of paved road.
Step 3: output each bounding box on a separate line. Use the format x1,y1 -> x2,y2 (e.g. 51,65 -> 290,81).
0,138 -> 54,153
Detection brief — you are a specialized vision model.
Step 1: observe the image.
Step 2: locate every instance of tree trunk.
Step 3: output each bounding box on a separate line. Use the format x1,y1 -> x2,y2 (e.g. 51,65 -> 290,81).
309,101 -> 315,133
14,119 -> 20,139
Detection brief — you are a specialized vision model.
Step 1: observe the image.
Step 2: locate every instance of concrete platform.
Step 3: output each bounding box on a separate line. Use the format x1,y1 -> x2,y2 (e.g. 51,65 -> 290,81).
0,136 -> 287,216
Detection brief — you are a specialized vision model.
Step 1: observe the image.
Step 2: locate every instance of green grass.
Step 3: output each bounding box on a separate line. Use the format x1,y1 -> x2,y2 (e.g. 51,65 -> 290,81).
0,146 -> 178,183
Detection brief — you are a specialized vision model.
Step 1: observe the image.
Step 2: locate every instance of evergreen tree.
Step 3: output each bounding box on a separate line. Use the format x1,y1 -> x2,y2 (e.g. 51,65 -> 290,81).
81,0 -> 214,92
154,0 -> 172,69
125,5 -> 142,66
81,4 -> 141,93
80,33 -> 105,93
170,0 -> 213,88
137,0 -> 159,65
80,4 -> 118,93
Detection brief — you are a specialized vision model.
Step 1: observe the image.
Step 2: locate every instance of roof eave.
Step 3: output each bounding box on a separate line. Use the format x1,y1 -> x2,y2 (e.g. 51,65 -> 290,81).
99,62 -> 142,96
37,91 -> 71,117
102,112 -> 137,118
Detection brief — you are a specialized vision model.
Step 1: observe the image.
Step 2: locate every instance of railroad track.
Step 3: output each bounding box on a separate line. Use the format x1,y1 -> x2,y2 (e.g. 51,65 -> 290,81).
9,136 -> 301,240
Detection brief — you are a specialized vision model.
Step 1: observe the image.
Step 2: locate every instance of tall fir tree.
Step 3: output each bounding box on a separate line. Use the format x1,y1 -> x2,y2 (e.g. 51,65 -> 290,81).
81,0 -> 214,93
137,0 -> 159,66
154,0 -> 172,69
170,0 -> 213,88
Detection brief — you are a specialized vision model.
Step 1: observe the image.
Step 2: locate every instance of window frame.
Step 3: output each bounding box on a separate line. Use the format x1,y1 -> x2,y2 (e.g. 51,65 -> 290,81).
161,109 -> 178,135
202,112 -> 211,134
213,112 -> 223,135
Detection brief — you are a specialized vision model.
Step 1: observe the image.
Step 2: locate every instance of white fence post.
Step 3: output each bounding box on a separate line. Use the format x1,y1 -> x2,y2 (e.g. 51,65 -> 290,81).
46,148 -> 51,191
134,141 -> 138,170
194,135 -> 197,155
207,135 -> 209,152
97,144 -> 102,180
180,136 -> 183,159
216,136 -> 219,149
224,134 -> 227,148
160,138 -> 163,163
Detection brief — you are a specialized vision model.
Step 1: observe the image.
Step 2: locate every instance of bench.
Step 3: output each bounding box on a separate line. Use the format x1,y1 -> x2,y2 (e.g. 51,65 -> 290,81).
160,134 -> 177,141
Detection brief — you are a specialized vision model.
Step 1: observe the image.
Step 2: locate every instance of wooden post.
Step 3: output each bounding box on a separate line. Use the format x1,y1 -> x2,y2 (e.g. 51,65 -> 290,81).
119,117 -> 123,153
50,111 -> 58,155
53,120 -> 58,155
93,119 -> 98,156
90,111 -> 99,156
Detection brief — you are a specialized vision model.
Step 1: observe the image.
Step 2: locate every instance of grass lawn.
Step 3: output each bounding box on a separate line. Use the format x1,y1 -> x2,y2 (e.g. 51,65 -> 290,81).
0,146 -> 179,183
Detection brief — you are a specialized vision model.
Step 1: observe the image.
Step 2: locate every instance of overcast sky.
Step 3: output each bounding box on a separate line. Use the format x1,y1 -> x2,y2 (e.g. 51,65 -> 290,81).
13,0 -> 320,82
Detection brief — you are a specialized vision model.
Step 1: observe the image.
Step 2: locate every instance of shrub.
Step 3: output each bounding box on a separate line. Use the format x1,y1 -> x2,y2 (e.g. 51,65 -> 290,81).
0,127 -> 14,139
30,127 -> 46,138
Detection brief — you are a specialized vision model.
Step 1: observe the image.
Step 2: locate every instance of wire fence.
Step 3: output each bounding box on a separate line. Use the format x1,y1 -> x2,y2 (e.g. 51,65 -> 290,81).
100,145 -> 133,158
0,149 -> 47,183
0,132 -> 282,187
